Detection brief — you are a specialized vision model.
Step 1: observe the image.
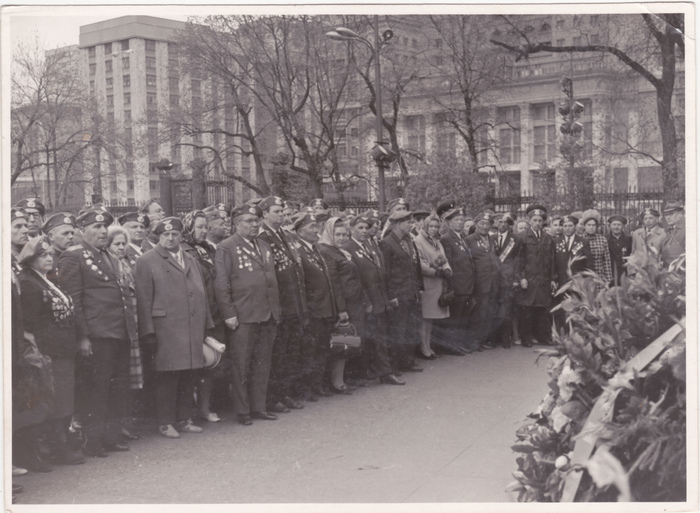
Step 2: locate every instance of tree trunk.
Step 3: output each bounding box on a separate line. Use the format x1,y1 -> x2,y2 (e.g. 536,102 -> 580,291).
191,160 -> 207,209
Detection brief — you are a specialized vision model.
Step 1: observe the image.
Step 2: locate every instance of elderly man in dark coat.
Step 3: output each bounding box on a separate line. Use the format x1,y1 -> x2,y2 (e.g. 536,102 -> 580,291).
42,213 -> 77,284
515,205 -> 556,347
492,213 -> 520,348
58,207 -> 137,457
659,201 -> 685,267
215,205 -> 281,426
606,215 -> 632,285
135,217 -> 214,438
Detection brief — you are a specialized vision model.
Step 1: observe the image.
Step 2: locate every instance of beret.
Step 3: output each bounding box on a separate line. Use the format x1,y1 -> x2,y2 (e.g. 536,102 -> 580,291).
118,212 -> 150,227
387,198 -> 409,212
18,236 -> 52,265
43,212 -> 77,233
258,196 -> 285,211
350,215 -> 374,227
365,209 -> 381,220
292,212 -> 318,231
152,216 -> 184,235
474,211 -> 494,224
494,212 -> 515,225
14,197 -> 46,216
662,201 -> 684,214
203,203 -> 230,219
77,208 -> 113,227
443,207 -> 465,221
310,198 -> 329,210
11,208 -> 27,223
388,210 -> 413,223
607,215 -> 627,225
232,205 -> 262,219
562,215 -> 579,225
526,204 -> 547,219
284,201 -> 301,211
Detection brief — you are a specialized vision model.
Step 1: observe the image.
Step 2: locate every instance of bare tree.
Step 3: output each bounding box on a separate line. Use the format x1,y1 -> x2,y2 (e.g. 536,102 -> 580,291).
491,13 -> 685,200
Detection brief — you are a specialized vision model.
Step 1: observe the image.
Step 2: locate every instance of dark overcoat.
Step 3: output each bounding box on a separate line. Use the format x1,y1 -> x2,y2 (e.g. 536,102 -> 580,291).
553,234 -> 593,288
345,238 -> 391,315
296,239 -> 337,319
379,231 -> 423,302
466,232 -> 502,296
135,244 -> 214,372
319,243 -> 368,319
491,230 -> 520,286
607,233 -> 632,283
515,228 -> 555,307
440,230 -> 475,297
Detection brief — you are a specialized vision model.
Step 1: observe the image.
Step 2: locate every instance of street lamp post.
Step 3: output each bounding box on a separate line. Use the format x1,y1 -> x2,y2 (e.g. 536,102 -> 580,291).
156,158 -> 174,215
327,18 -> 395,212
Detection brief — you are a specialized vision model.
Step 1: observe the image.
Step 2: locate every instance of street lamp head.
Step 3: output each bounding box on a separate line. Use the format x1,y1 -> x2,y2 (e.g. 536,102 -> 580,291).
326,30 -> 350,42
334,27 -> 362,39
381,29 -> 394,43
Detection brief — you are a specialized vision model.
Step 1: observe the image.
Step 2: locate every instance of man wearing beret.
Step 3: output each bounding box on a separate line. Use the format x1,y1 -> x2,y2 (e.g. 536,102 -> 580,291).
139,199 -> 166,252
42,213 -> 77,284
203,204 -> 232,244
214,205 -> 281,425
466,211 -> 504,350
491,213 -> 520,348
15,197 -> 46,238
438,203 -> 476,354
380,210 -> 424,373
607,215 -> 632,285
118,212 -> 150,268
631,206 -> 666,261
257,196 -> 307,411
58,207 -> 137,456
310,198 -> 330,218
515,205 -> 556,347
659,201 -> 685,267
346,215 -> 404,385
134,217 -> 214,438
293,212 -> 343,399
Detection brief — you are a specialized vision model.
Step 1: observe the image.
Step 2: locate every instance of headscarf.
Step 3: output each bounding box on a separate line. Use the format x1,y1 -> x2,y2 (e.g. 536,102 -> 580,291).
182,209 -> 215,266
319,217 -> 352,261
419,213 -> 442,248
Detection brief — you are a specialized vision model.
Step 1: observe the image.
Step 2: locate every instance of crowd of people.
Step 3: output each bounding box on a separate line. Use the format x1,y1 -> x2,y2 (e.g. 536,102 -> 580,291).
9,193 -> 686,499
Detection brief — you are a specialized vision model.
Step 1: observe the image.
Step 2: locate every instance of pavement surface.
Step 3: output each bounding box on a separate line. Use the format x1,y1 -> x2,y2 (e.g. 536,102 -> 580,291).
8,344 -> 550,508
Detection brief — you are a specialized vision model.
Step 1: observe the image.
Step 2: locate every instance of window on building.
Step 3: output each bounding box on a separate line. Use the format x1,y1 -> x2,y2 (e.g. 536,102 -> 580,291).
106,77 -> 113,89
146,56 -> 156,70
107,95 -> 114,107
145,39 -> 156,52
89,63 -> 96,75
172,145 -> 181,158
148,126 -> 158,141
104,42 -> 112,55
149,144 -> 158,157
121,40 -> 129,51
107,111 -> 115,124
533,125 -> 556,162
105,60 -> 112,73
573,36 -> 582,46
590,34 -> 600,45
147,75 -> 157,87
147,93 -> 157,105
88,46 -> 96,58
123,75 -> 130,87
124,110 -> 131,122
169,77 -> 179,90
124,92 -> 131,105
476,128 -> 490,167
127,180 -> 134,192
557,38 -> 565,46
637,166 -> 663,191
351,146 -> 359,156
556,19 -> 564,30
150,180 -> 158,191
191,79 -> 201,94
168,42 -> 179,54
496,106 -> 521,164
194,147 -> 203,158
110,180 -> 118,194
350,128 -> 358,137
337,144 -> 347,157
89,80 -> 95,95
170,95 -> 179,107
611,167 -> 628,192
122,56 -> 130,70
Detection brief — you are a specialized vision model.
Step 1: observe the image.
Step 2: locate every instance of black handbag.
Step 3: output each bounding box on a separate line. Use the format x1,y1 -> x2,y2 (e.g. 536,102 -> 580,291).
329,321 -> 362,359
438,279 -> 455,308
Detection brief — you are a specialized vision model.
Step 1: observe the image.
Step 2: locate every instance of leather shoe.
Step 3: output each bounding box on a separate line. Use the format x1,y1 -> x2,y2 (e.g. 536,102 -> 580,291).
314,387 -> 333,397
268,401 -> 290,413
121,428 -> 140,441
251,411 -> 277,421
522,340 -> 533,348
284,396 -> 304,409
237,414 -> 252,426
105,442 -> 130,452
83,441 -> 108,458
330,384 -> 353,395
380,374 -> 405,385
481,342 -> 495,350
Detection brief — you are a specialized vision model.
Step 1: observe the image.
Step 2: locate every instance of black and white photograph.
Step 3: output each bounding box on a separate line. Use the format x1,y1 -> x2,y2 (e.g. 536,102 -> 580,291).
3,3 -> 695,510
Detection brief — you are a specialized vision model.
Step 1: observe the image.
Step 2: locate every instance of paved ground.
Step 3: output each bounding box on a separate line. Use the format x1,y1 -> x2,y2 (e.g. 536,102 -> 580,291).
9,345 -> 549,507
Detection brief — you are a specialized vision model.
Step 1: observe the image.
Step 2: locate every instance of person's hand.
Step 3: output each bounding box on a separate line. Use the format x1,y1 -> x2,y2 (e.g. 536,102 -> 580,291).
551,281 -> 558,294
520,279 -> 528,290
365,304 -> 373,314
443,268 -> 453,277
389,298 -> 399,308
339,311 -> 349,323
79,338 -> 92,358
435,268 -> 445,279
225,317 -> 239,331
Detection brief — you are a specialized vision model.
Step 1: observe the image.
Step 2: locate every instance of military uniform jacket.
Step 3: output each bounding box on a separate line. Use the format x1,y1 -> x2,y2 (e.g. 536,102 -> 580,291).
214,233 -> 281,324
491,230 -> 519,286
379,231 -> 424,302
134,245 -> 214,372
297,239 -> 338,319
515,228 -> 555,307
466,232 -> 502,296
126,243 -> 143,268
319,243 -> 368,316
607,233 -> 632,283
58,241 -> 137,342
346,238 -> 391,315
181,241 -> 222,325
553,234 -> 593,288
659,223 -> 685,266
441,230 -> 475,297
631,226 -> 666,259
257,223 -> 307,322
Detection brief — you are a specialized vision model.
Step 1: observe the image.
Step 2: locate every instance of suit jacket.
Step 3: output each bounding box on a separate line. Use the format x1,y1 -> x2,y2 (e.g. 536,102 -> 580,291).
379,231 -> 423,302
553,234 -> 593,288
466,232 -> 502,296
58,241 -> 137,342
346,238 -> 390,314
256,222 -> 307,321
607,233 -> 632,284
515,228 -> 555,307
491,230 -> 520,286
659,223 -> 685,267
214,233 -> 281,324
441,229 -> 475,297
135,245 -> 214,371
631,225 -> 666,259
297,239 -> 337,319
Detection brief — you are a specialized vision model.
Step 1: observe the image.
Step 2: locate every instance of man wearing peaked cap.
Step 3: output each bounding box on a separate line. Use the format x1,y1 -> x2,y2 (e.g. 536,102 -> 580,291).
492,211 -> 520,348
119,212 -> 150,264
43,213 -> 78,283
607,215 -> 632,285
214,199 -> 280,424
436,200 -> 457,219
57,206 -> 137,456
659,201 -> 685,267
257,195 -> 307,411
309,198 -> 329,216
631,205 -> 665,260
15,198 -> 46,238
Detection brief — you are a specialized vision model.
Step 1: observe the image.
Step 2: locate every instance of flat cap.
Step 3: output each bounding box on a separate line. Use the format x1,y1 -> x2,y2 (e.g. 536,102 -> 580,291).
14,197 -> 46,216
43,212 -> 77,233
152,216 -> 184,235
118,212 -> 150,227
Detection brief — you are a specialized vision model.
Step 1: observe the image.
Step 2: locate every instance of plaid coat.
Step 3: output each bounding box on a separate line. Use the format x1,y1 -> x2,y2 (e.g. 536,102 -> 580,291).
584,233 -> 613,284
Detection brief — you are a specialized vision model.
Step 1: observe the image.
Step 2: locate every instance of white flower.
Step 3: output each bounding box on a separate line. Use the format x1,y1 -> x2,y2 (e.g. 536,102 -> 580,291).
551,405 -> 571,432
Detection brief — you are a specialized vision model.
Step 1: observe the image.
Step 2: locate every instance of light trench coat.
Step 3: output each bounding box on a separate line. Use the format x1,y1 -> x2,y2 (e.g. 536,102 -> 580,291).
413,230 -> 452,320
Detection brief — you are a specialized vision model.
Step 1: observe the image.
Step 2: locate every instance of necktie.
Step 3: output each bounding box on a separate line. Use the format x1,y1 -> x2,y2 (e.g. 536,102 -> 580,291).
567,237 -> 572,252
535,231 -> 540,241
499,234 -> 505,250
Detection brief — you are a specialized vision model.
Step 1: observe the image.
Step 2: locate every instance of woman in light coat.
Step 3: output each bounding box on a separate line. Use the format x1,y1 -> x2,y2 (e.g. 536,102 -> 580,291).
413,213 -> 452,359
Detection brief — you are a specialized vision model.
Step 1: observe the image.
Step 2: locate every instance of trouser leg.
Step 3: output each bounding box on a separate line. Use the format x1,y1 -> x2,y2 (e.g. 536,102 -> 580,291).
248,321 -> 276,413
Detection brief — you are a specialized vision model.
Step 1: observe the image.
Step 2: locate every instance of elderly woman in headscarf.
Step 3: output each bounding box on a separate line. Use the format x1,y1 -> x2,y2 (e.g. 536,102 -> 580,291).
318,217 -> 366,394
181,210 -> 223,422
581,209 -> 613,288
413,213 -> 452,359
